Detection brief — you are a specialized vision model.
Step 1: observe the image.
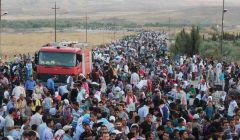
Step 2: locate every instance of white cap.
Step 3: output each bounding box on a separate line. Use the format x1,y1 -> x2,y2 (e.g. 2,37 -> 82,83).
7,136 -> 14,140
64,99 -> 69,105
193,114 -> 200,120
54,129 -> 65,138
114,87 -> 121,92
208,96 -> 213,101
63,125 -> 72,132
109,116 -> 116,122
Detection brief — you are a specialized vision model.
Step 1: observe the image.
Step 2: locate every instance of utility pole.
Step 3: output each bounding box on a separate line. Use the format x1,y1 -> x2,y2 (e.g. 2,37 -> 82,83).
52,2 -> 59,42
0,0 -> 1,24
221,0 -> 225,56
0,0 -> 7,57
168,16 -> 171,38
85,13 -> 88,43
84,0 -> 89,43
0,0 -> 2,57
113,19 -> 116,41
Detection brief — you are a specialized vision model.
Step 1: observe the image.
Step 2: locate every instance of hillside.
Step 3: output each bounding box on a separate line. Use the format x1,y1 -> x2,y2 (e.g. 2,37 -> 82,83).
2,0 -> 240,26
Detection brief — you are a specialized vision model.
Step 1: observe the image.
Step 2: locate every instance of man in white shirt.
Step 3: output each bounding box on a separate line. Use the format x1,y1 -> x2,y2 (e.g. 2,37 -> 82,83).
138,102 -> 150,123
130,72 -> 140,86
4,108 -> 18,136
12,81 -> 26,100
30,106 -> 43,126
228,95 -> 238,118
198,79 -> 209,97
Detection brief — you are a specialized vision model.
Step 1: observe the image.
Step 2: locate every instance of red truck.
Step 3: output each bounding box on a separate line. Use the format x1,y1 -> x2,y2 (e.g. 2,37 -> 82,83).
36,42 -> 92,83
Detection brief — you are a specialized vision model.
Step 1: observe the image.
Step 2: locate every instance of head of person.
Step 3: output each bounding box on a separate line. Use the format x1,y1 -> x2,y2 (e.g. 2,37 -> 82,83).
122,117 -> 128,127
114,119 -> 123,131
20,94 -> 25,100
178,118 -> 185,127
10,95 -> 16,102
145,132 -> 154,140
118,104 -> 124,112
9,108 -> 17,118
46,118 -> 54,129
42,114 -> 48,123
31,124 -> 38,132
52,75 -> 57,80
29,76 -> 34,81
83,122 -> 91,133
146,114 -> 153,123
162,132 -> 170,140
179,130 -> 189,140
130,124 -> 139,135
63,125 -> 73,135
37,80 -> 43,86
228,95 -> 234,101
72,101 -> 79,110
28,130 -> 37,140
100,125 -> 108,133
229,118 -> 235,127
109,116 -> 115,123
35,106 -> 42,114
173,129 -> 180,139
22,131 -> 30,140
110,132 -> 117,140
223,120 -> 230,129
214,126 -> 224,138
101,132 -> 110,140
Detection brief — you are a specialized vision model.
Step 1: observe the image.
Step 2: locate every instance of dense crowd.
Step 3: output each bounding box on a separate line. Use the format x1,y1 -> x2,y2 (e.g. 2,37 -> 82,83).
0,31 -> 240,140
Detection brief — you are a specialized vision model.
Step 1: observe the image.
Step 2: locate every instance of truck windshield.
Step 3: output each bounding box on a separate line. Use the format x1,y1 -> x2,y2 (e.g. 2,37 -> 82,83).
39,52 -> 76,67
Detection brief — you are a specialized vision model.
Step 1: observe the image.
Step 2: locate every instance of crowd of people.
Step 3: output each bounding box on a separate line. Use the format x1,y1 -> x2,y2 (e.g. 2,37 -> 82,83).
0,31 -> 240,140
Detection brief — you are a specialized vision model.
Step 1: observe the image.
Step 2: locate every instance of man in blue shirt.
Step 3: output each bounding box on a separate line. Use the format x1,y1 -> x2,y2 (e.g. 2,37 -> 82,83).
25,76 -> 36,97
47,75 -> 57,96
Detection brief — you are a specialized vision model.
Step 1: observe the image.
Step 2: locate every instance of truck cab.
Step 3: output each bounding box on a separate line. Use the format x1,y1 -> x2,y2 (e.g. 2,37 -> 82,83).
36,42 -> 92,83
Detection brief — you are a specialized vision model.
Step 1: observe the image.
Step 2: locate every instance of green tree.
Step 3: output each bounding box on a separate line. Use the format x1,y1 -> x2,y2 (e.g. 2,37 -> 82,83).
170,26 -> 202,56
212,34 -> 217,41
190,26 -> 201,56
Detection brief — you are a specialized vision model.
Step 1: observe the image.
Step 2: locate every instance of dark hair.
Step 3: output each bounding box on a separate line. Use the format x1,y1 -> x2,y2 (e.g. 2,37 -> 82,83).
157,125 -> 164,131
42,115 -> 48,123
35,106 -> 42,112
179,130 -> 186,137
145,132 -> 152,139
178,118 -> 185,123
8,108 -> 17,114
46,118 -> 53,126
101,112 -> 108,118
27,100 -> 32,106
127,132 -> 135,139
115,119 -> 122,123
22,131 -> 30,137
134,116 -> 140,123
10,95 -> 15,99
31,124 -> 38,131
28,130 -> 37,137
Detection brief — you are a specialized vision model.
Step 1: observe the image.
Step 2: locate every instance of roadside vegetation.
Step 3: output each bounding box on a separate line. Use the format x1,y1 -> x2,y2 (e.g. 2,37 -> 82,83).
170,26 -> 240,62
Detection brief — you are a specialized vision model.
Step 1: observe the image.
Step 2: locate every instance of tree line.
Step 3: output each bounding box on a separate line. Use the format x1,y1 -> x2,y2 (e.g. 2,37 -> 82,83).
1,19 -> 140,30
212,32 -> 240,41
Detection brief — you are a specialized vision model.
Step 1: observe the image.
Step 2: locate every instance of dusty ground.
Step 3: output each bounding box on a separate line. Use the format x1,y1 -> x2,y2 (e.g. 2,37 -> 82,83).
1,31 -> 134,58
